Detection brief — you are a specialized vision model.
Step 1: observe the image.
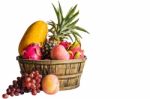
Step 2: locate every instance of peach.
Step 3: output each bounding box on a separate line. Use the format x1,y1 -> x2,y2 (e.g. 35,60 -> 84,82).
51,45 -> 70,60
42,74 -> 59,95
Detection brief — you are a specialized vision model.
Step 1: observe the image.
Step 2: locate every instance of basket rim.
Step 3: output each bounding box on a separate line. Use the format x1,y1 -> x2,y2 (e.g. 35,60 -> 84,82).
16,56 -> 87,64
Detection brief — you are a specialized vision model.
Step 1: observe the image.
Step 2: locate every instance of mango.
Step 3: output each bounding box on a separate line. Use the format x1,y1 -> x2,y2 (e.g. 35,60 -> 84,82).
18,20 -> 48,55
74,50 -> 84,59
69,41 -> 81,51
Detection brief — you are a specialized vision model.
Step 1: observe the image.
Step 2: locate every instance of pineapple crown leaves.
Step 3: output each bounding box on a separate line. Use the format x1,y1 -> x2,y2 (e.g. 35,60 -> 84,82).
48,2 -> 89,42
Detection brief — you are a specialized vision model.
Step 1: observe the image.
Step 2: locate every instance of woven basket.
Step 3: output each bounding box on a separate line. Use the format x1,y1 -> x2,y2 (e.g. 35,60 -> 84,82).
16,56 -> 86,90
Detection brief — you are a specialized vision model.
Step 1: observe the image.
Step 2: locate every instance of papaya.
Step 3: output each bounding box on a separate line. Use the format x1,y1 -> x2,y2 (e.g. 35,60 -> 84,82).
18,20 -> 48,55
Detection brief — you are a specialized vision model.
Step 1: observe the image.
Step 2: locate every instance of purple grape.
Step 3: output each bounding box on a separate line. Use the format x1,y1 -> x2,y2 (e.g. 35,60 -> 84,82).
2,94 -> 8,98
2,71 -> 42,98
14,92 -> 19,96
32,90 -> 37,95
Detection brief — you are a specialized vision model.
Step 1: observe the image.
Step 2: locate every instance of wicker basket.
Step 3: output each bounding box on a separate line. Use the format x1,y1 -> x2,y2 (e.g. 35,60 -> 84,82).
16,56 -> 86,90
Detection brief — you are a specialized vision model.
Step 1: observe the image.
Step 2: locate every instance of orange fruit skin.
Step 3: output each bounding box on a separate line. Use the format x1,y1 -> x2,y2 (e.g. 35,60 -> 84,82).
42,74 -> 59,95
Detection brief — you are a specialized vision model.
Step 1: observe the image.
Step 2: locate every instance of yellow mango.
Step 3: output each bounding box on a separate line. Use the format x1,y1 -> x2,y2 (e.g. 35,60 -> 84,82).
18,20 -> 48,55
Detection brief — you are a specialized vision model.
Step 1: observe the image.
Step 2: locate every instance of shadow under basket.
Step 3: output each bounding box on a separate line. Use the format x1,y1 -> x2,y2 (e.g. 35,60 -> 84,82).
16,56 -> 87,91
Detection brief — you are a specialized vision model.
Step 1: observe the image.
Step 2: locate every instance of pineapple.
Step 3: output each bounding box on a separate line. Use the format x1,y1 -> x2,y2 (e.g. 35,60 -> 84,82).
42,2 -> 89,59
42,39 -> 58,59
48,2 -> 89,43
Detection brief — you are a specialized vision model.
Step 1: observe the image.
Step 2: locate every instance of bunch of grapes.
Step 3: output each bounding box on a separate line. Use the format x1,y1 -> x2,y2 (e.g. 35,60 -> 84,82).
2,71 -> 42,99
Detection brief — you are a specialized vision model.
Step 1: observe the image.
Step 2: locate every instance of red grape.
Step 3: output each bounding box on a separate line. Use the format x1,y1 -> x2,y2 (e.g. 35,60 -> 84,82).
29,73 -> 34,78
8,85 -> 13,89
16,88 -> 21,93
24,73 -> 29,77
31,84 -> 36,89
25,77 -> 31,82
36,78 -> 41,83
13,80 -> 17,85
32,90 -> 37,95
25,82 -> 31,89
17,77 -> 21,81
6,89 -> 11,95
35,70 -> 39,75
2,94 -> 8,99
2,71 -> 42,98
31,79 -> 36,84
11,88 -> 16,92
20,89 -> 24,95
10,92 -> 14,97
36,84 -> 41,89
14,92 -> 19,96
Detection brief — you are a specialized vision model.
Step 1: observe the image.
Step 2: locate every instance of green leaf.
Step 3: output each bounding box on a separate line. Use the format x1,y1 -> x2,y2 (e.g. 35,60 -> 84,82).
48,21 -> 55,27
61,28 -> 70,33
74,26 -> 89,33
72,33 -> 80,42
52,3 -> 60,25
58,2 -> 63,20
58,2 -> 64,26
64,11 -> 79,26
48,21 -> 57,32
66,34 -> 73,42
67,18 -> 79,27
72,30 -> 82,39
65,4 -> 77,21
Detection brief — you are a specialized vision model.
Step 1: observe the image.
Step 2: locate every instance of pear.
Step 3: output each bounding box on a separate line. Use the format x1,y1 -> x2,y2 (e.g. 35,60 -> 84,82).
51,45 -> 69,60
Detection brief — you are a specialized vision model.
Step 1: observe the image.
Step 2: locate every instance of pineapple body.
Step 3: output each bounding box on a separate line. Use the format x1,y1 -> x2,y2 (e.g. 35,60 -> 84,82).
42,39 -> 58,59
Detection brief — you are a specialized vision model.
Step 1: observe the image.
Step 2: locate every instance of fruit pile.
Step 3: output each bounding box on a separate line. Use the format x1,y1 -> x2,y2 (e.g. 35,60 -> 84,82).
2,2 -> 88,99
2,71 -> 59,98
19,3 -> 88,61
21,40 -> 84,60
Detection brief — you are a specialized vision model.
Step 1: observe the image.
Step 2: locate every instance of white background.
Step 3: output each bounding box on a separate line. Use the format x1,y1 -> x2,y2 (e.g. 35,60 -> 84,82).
0,0 -> 150,99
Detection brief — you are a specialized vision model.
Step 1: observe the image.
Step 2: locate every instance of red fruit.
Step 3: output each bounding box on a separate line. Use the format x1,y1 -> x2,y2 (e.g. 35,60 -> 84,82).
6,89 -> 11,95
68,50 -> 74,59
2,94 -> 8,98
59,41 -> 71,49
25,77 -> 31,83
10,92 -> 14,97
31,84 -> 36,89
71,47 -> 81,55
25,82 -> 31,89
51,45 -> 70,60
2,71 -> 43,98
14,92 -> 19,96
31,79 -> 36,84
22,43 -> 42,60
32,90 -> 37,95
